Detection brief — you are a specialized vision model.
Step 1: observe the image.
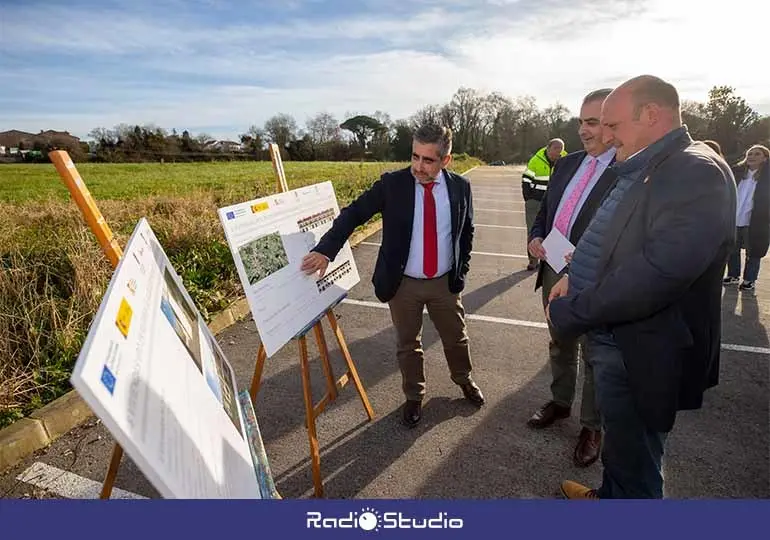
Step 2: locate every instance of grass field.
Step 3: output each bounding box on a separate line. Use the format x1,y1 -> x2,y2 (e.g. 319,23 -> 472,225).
0,161 -> 409,205
0,155 -> 482,428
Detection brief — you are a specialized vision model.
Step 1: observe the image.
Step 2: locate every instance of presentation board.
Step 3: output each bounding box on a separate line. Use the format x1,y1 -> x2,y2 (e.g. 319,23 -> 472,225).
218,181 -> 360,357
70,218 -> 275,499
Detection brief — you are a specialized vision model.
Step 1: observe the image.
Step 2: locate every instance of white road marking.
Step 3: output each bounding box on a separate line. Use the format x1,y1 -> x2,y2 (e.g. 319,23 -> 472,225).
342,298 -> 548,328
471,250 -> 528,259
476,224 -> 528,230
340,299 -> 770,355
476,208 -> 524,214
463,313 -> 548,329
17,462 -> 147,499
472,198 -> 522,203
358,242 -> 528,259
720,344 -> 770,354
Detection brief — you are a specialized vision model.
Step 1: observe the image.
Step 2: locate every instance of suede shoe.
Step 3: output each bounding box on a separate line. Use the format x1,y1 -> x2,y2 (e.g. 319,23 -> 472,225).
561,480 -> 600,500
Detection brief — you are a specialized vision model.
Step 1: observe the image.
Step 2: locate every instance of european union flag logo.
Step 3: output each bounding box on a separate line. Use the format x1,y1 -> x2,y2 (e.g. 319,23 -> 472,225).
101,365 -> 116,395
226,211 -> 236,220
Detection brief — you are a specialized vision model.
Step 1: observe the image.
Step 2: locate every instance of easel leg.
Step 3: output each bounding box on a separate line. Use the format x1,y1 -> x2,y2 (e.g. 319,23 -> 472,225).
326,311 -> 375,420
313,322 -> 337,401
100,443 -> 124,499
249,344 -> 267,403
298,337 -> 323,497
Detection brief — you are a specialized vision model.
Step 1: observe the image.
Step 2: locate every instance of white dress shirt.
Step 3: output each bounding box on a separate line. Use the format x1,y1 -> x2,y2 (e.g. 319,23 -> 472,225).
736,170 -> 757,227
404,170 -> 453,279
553,146 -> 616,238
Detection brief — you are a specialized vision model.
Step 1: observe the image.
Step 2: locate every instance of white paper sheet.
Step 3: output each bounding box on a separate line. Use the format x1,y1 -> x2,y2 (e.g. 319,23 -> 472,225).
218,181 -> 360,357
70,219 -> 264,499
541,227 -> 575,274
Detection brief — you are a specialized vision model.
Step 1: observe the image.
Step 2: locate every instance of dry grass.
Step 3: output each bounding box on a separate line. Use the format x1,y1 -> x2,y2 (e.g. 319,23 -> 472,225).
0,195 -> 237,426
0,155 -> 483,428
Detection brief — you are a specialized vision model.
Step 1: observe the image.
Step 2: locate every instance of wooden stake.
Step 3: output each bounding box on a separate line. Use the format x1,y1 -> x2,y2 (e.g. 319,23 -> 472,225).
48,150 -> 125,499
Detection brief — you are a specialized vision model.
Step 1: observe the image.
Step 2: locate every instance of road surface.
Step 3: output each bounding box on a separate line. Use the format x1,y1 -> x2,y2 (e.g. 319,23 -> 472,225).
2,165 -> 767,499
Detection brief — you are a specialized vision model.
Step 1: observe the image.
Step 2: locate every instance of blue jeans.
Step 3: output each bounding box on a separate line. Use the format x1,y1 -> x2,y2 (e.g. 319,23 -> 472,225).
727,227 -> 761,282
587,331 -> 668,499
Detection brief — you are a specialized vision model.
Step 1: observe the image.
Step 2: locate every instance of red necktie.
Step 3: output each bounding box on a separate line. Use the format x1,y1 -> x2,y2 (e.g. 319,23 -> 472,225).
423,182 -> 437,278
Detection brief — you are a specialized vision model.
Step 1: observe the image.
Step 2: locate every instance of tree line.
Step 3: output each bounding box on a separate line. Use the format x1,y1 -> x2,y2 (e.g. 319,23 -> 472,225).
40,85 -> 770,165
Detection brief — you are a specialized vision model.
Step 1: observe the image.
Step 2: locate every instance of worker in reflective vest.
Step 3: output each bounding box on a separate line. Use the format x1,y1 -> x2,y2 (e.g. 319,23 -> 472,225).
522,138 -> 567,270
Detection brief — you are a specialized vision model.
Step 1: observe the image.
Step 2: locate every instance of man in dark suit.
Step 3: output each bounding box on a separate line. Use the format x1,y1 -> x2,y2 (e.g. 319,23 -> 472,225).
301,123 -> 484,428
526,88 -> 617,468
546,75 -> 736,499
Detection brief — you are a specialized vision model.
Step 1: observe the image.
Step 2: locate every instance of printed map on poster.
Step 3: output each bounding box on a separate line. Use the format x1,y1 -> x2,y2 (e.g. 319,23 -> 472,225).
70,218 -> 275,499
218,181 -> 360,357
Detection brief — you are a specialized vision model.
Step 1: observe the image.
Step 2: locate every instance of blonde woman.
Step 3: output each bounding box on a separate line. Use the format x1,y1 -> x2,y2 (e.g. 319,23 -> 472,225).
723,144 -> 770,291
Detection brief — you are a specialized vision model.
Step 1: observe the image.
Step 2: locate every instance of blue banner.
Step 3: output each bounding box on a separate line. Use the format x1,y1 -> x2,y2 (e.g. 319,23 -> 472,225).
0,499 -> 766,539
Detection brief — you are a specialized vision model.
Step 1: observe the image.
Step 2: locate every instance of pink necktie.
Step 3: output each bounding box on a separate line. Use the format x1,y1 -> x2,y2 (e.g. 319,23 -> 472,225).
554,158 -> 598,236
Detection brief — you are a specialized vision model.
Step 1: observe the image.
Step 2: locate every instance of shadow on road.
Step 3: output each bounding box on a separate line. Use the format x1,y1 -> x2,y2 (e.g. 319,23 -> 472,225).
241,268 -> 532,446
273,396 -> 481,498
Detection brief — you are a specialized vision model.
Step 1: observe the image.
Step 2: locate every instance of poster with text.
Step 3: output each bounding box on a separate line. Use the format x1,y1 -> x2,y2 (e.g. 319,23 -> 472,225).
218,181 -> 360,357
70,218 -> 273,499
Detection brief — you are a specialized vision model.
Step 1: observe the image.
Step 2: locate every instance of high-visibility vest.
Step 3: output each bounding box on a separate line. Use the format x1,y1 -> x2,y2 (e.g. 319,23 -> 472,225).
521,146 -> 566,198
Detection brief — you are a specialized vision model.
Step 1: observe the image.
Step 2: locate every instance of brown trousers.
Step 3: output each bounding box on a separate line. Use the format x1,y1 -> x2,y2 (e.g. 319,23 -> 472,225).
387,275 -> 473,401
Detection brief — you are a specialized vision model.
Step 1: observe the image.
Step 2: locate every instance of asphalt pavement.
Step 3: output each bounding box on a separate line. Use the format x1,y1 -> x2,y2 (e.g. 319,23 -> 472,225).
2,165 -> 767,499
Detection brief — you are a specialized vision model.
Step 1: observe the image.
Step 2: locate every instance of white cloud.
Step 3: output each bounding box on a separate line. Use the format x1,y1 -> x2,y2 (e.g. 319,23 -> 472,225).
446,0 -> 769,110
1,50 -> 471,140
0,4 -> 465,54
2,0 -> 768,140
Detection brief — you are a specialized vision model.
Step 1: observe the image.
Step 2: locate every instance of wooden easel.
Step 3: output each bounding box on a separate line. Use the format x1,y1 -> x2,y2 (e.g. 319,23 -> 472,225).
249,144 -> 374,497
50,146 -> 374,499
48,150 -> 126,498
47,150 -> 276,499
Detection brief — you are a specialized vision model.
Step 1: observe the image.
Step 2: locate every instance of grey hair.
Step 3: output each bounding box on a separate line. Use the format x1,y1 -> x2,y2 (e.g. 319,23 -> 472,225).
547,138 -> 565,149
414,123 -> 453,158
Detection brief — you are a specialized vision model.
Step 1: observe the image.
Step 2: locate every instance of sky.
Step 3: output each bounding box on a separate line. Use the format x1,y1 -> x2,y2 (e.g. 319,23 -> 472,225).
2,0 -> 768,142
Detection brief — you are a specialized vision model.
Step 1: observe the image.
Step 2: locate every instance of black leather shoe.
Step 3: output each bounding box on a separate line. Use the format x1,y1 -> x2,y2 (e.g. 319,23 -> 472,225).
527,401 -> 570,429
402,400 -> 422,428
460,381 -> 485,406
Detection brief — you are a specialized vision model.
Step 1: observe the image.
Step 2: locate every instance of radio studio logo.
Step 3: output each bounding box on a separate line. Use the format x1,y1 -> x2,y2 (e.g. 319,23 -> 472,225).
306,506 -> 464,531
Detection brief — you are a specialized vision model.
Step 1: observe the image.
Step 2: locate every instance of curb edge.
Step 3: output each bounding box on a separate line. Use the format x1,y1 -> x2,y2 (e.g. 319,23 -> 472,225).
0,216 -> 385,473
0,162 -> 478,473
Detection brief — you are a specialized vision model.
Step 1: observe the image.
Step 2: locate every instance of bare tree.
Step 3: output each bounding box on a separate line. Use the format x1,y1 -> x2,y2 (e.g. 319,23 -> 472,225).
88,127 -> 116,146
450,87 -> 485,155
306,112 -> 341,144
264,113 -> 298,148
410,104 -> 443,129
542,103 -> 571,138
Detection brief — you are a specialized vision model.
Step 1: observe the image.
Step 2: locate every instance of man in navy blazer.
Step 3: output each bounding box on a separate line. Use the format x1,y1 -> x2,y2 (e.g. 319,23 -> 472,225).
301,124 -> 484,428
526,88 -> 618,468
547,76 -> 736,499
